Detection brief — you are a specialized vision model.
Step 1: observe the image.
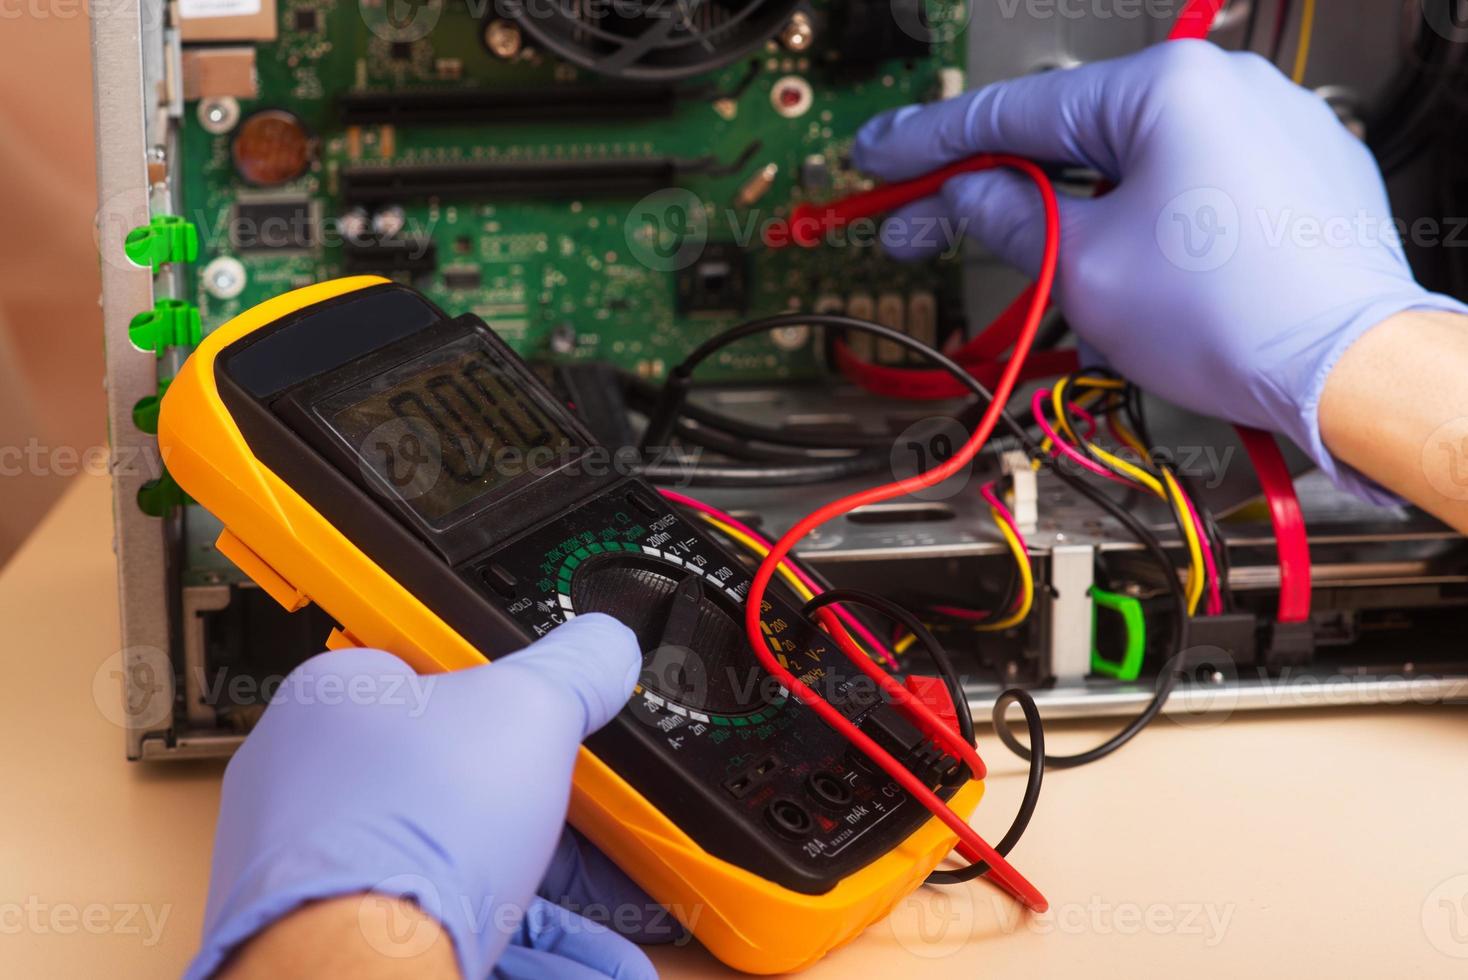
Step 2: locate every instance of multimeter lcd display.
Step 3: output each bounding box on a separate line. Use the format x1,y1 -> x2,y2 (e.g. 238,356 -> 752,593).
319,334 -> 579,522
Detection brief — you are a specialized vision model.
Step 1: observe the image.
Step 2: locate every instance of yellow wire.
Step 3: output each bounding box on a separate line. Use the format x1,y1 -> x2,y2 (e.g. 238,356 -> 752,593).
890,496 -> 1037,651
976,506 -> 1036,632
1291,0 -> 1316,85
1059,375 -> 1150,457
1085,438 -> 1165,496
1106,402 -> 1151,459
1038,385 -> 1106,456
1054,374 -> 1208,614
696,514 -> 815,602
1053,380 -> 1166,496
1050,376 -> 1081,445
1162,469 -> 1205,616
1070,377 -> 1126,391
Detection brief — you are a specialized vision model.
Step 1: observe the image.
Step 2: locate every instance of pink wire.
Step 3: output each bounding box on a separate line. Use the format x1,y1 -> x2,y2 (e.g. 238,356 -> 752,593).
1034,390 -> 1222,615
1178,483 -> 1224,616
1032,389 -> 1133,486
979,481 -> 1031,615
930,604 -> 990,622
657,488 -> 901,669
1068,400 -> 1100,441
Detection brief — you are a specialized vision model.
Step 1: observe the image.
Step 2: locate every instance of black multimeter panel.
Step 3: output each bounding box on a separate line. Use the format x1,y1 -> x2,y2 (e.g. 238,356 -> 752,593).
215,283 -> 965,894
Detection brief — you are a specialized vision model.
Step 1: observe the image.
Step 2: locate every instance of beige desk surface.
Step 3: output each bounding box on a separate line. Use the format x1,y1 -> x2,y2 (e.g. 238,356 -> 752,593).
6,473 -> 1468,977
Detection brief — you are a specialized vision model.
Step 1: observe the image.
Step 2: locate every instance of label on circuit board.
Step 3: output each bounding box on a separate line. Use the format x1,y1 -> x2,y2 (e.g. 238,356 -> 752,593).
180,0 -> 260,18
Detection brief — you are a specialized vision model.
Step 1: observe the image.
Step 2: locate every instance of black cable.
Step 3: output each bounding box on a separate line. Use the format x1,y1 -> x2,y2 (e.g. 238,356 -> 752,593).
1368,13 -> 1468,177
639,313 -> 1001,454
927,689 -> 1044,884
641,452 -> 889,487
622,373 -> 896,451
670,418 -> 860,462
1123,382 -> 1234,611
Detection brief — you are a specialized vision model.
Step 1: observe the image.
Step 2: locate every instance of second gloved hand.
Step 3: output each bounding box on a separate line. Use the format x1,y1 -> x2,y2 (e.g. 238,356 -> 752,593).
853,40 -> 1468,501
187,613 -> 663,980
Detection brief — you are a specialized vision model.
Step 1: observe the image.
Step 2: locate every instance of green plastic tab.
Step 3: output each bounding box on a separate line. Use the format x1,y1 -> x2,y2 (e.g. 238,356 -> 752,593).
137,472 -> 189,517
1090,587 -> 1148,681
131,381 -> 171,435
123,215 -> 199,271
128,299 -> 201,355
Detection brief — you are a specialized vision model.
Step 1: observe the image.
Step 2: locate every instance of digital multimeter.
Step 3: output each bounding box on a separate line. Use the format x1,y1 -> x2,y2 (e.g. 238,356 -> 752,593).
158,276 -> 984,973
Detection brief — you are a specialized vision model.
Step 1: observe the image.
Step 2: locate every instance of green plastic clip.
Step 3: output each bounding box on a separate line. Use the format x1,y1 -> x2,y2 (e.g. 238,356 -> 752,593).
123,215 -> 199,271
137,471 -> 189,517
1090,586 -> 1148,681
131,380 -> 171,435
128,300 -> 201,355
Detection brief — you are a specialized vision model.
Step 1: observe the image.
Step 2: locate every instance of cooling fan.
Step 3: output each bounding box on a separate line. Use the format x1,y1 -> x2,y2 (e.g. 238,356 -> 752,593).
508,0 -> 807,80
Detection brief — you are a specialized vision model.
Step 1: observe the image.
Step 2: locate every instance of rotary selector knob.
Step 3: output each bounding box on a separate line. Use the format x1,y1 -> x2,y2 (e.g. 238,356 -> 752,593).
570,553 -> 760,717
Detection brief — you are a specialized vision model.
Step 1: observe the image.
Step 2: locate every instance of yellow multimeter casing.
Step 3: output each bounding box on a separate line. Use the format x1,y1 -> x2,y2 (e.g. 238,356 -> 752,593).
158,275 -> 984,974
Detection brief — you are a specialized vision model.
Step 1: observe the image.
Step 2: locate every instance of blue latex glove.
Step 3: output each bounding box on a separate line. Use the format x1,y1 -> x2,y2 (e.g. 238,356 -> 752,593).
187,613 -> 666,980
854,40 -> 1468,502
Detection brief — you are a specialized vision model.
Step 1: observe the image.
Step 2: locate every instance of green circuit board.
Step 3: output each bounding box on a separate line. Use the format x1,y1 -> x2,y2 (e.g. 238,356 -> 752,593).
180,0 -> 969,380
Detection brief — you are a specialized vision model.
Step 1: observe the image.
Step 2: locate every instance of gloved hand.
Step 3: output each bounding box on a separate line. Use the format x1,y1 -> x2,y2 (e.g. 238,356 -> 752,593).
187,613 -> 665,980
853,39 -> 1468,501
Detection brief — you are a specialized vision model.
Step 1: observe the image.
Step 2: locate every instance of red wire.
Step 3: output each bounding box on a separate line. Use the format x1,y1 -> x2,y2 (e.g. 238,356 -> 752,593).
817,0 -> 1221,402
1171,0 -> 1226,41
745,155 -> 1058,914
1235,426 -> 1312,623
724,3 -> 1222,910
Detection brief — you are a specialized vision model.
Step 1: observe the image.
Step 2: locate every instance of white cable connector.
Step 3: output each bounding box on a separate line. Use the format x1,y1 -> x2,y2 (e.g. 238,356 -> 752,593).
1000,449 -> 1038,533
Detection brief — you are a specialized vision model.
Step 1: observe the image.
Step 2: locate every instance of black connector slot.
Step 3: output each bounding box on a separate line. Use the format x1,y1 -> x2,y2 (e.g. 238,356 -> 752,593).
724,754 -> 781,800
857,703 -> 959,786
336,87 -> 680,127
342,237 -> 438,276
341,159 -> 680,204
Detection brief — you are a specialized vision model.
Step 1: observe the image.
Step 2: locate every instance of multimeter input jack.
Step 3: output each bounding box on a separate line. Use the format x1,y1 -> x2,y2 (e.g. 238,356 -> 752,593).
765,798 -> 816,839
807,770 -> 854,808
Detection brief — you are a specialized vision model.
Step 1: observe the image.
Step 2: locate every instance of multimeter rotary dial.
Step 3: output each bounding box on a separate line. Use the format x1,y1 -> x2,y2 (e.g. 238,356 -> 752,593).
563,549 -> 792,724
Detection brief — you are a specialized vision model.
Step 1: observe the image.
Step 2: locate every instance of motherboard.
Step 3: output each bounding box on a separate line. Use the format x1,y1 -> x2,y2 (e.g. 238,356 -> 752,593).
180,0 -> 969,380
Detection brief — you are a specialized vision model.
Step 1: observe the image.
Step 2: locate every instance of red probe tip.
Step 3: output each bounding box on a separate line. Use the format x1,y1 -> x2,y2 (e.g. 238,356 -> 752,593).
761,204 -> 824,250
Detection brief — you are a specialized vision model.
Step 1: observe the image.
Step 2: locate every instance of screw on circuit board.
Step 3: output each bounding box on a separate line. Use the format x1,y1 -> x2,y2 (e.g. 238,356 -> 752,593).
197,97 -> 240,135
780,12 -> 814,52
202,256 -> 247,301
550,323 -> 577,355
485,19 -> 522,59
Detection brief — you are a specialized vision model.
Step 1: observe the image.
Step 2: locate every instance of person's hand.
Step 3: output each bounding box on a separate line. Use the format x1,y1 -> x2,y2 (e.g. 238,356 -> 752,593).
187,613 -> 666,980
853,40 -> 1468,501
